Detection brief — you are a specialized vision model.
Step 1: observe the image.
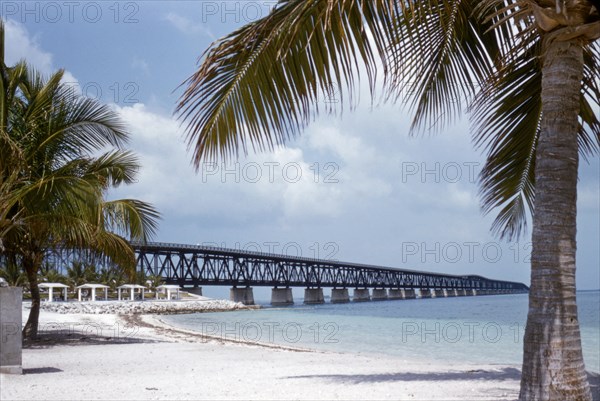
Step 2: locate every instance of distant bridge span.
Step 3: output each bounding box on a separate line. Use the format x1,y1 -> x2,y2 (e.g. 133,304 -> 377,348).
132,242 -> 528,305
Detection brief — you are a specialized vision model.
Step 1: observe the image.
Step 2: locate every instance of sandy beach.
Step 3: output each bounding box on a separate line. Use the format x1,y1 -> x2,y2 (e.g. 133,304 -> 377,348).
2,300 -> 597,401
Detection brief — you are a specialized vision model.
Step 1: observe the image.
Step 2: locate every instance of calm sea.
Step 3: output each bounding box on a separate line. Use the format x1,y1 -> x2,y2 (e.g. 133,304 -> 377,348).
161,291 -> 600,372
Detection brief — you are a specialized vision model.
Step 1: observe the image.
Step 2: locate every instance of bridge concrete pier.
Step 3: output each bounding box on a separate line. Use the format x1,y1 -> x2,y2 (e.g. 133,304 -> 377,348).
230,287 -> 255,305
188,287 -> 203,297
331,289 -> 350,303
371,289 -> 388,301
419,289 -> 432,298
444,289 -> 458,297
271,288 -> 294,306
353,289 -> 370,302
432,289 -> 444,298
304,288 -> 325,304
388,289 -> 403,299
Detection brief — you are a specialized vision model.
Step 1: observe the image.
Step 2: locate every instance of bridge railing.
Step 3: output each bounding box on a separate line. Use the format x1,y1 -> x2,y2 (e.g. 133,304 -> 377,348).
131,240 -> 331,264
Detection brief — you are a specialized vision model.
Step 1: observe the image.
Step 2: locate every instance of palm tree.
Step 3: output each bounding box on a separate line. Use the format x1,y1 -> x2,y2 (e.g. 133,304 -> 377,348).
0,27 -> 26,252
98,266 -> 126,291
145,274 -> 163,291
175,1 -> 599,399
66,261 -> 99,288
38,262 -> 67,284
0,22 -> 160,339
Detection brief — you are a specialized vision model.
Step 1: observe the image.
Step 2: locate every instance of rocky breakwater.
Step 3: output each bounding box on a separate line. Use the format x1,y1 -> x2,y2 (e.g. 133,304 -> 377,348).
40,299 -> 254,315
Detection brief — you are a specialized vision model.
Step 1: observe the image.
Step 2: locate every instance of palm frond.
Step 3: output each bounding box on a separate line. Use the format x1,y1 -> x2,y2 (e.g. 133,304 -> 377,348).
84,151 -> 140,188
176,0 -> 399,164
101,199 -> 160,242
387,0 -> 501,134
580,41 -> 600,160
56,93 -> 130,151
471,1 -> 599,240
87,230 -> 137,275
19,73 -> 129,161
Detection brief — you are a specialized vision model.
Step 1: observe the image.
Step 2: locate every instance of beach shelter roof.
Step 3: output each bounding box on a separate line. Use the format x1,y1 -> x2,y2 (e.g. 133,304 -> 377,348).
76,283 -> 110,289
156,285 -> 181,290
117,284 -> 147,289
39,283 -> 69,289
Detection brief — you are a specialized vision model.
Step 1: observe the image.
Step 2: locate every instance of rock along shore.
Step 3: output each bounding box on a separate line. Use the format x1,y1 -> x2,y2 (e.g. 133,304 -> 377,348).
39,299 -> 255,315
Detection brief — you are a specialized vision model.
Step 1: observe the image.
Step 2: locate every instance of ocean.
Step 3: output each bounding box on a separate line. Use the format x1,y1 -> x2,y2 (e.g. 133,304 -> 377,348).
161,291 -> 600,372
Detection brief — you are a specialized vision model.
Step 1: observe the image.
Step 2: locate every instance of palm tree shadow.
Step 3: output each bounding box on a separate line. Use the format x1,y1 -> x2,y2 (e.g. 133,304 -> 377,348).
22,367 -> 63,374
589,371 -> 600,401
285,367 -> 522,384
24,332 -> 162,349
285,368 -> 600,400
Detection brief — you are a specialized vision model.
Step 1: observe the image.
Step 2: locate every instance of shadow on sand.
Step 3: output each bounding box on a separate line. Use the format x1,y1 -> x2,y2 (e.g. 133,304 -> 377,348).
286,368 -> 599,400
286,367 -> 522,384
23,332 -> 161,349
22,367 -> 63,374
589,371 -> 600,401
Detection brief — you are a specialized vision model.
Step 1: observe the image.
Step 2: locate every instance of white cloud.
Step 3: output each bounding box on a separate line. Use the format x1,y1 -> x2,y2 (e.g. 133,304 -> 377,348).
4,20 -> 80,88
131,57 -> 150,76
4,19 -> 53,72
309,126 -> 371,163
165,12 -> 215,39
112,104 -> 348,224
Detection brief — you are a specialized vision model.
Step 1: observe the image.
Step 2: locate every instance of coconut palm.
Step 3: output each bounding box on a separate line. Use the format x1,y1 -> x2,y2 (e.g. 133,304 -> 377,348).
0,27 -> 26,251
38,262 -> 67,284
0,22 -> 160,339
98,266 -> 126,291
66,261 -> 99,288
145,274 -> 163,291
176,1 -> 599,399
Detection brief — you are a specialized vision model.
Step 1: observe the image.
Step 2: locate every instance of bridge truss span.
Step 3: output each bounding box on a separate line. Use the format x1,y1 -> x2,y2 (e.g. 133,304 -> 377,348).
132,242 -> 529,292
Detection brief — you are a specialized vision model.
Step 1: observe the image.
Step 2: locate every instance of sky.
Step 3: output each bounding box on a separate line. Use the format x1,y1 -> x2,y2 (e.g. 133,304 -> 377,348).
3,1 -> 599,296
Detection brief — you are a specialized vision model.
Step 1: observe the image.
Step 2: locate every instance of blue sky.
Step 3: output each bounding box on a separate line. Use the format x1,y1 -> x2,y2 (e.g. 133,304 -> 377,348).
3,1 -> 599,293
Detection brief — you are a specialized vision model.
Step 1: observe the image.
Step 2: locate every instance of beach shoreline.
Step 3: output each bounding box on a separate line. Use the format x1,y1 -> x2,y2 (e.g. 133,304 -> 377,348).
0,301 -> 540,401
36,297 -> 258,315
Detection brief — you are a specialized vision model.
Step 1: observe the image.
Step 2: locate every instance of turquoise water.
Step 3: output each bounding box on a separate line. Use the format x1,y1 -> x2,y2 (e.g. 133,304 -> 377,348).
162,291 -> 600,372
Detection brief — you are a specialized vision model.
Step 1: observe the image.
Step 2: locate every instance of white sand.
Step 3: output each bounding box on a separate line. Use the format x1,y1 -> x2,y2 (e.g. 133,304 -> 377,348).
1,304 -> 523,400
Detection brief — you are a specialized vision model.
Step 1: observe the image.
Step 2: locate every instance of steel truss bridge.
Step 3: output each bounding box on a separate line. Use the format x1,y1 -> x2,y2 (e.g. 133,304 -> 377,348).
132,242 -> 529,292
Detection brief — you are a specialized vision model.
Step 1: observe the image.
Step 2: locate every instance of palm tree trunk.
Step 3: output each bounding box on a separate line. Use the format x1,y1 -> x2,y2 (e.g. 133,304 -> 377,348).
23,252 -> 42,340
519,39 -> 591,400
